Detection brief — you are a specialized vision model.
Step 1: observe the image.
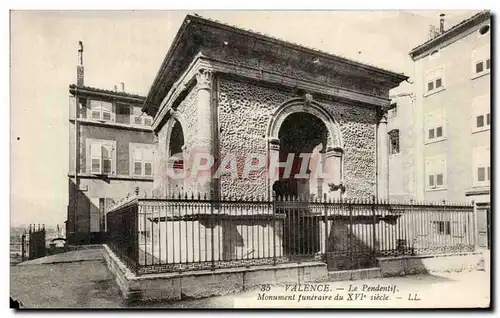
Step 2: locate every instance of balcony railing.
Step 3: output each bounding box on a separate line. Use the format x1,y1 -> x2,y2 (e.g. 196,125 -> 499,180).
106,193 -> 475,275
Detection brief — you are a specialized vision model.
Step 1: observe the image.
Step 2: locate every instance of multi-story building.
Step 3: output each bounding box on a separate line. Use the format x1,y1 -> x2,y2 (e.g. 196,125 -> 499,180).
66,42 -> 156,244
394,11 -> 491,248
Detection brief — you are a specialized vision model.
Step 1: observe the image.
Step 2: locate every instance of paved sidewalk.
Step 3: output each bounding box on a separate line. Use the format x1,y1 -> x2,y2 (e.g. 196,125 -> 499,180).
11,260 -> 124,308
17,248 -> 103,266
10,249 -> 490,308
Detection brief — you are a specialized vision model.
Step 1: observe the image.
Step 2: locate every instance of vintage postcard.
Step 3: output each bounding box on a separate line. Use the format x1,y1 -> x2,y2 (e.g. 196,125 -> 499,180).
10,10 -> 491,309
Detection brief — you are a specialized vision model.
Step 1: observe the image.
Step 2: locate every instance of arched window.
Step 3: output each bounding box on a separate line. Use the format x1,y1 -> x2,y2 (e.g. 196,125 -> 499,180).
389,129 -> 400,155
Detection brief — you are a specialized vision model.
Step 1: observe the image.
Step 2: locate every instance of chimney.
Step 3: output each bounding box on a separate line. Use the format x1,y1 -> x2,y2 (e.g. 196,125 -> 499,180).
114,85 -> 118,92
439,13 -> 445,33
120,82 -> 125,92
76,41 -> 84,87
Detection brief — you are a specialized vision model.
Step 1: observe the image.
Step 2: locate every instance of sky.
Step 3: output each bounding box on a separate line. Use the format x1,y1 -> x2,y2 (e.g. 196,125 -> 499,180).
10,10 -> 479,227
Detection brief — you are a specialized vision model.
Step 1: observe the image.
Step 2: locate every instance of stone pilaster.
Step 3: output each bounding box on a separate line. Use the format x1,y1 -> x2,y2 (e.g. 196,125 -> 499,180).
377,111 -> 389,201
323,147 -> 343,200
192,68 -> 215,197
268,137 -> 280,199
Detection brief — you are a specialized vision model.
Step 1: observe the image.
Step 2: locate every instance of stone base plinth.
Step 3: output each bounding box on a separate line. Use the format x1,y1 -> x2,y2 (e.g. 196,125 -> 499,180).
103,244 -> 327,303
377,251 -> 485,277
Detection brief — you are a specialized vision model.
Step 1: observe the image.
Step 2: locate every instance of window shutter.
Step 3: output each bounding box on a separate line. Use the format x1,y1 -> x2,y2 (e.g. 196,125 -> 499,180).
101,144 -> 112,175
91,142 -> 102,174
144,148 -> 153,176
133,148 -> 142,175
101,101 -> 112,122
90,100 -> 101,120
438,158 -> 445,186
111,101 -> 116,122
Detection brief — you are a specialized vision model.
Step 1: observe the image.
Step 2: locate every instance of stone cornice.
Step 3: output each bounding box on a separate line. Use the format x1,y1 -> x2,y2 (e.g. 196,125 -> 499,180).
152,55 -> 392,132
151,53 -> 204,132
465,187 -> 490,197
72,118 -> 153,133
68,172 -> 154,182
206,56 -> 392,105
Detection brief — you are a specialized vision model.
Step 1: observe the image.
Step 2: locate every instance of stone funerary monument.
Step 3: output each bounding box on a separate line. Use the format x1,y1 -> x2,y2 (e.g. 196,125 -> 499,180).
137,15 -> 408,266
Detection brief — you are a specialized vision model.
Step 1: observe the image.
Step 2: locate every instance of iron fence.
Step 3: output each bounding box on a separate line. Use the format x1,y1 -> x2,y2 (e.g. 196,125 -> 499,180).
106,194 -> 475,275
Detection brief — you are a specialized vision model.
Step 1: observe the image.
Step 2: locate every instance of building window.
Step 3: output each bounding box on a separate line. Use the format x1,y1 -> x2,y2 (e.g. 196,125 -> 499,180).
425,155 -> 446,190
432,221 -> 451,235
87,139 -> 116,175
130,143 -> 154,177
388,129 -> 400,154
472,45 -> 490,78
472,95 -> 490,133
425,110 -> 446,143
475,59 -> 491,74
473,146 -> 490,186
115,103 -> 131,124
425,67 -> 445,95
131,106 -> 153,126
89,99 -> 113,122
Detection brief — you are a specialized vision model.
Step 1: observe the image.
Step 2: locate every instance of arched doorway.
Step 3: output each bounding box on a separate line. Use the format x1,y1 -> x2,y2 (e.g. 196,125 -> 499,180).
277,112 -> 328,199
169,120 -> 184,158
166,118 -> 185,192
268,98 -> 343,200
267,98 -> 343,257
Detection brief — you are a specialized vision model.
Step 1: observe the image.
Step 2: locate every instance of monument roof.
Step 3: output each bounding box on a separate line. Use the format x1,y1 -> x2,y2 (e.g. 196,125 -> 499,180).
143,14 -> 409,116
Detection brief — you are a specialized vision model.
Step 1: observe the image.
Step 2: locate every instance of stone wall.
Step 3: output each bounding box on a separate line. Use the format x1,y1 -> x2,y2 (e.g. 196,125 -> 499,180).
217,78 -> 294,198
143,218 -> 283,264
155,76 -> 378,199
103,244 -> 328,303
175,84 -> 199,149
155,85 -> 199,194
217,77 -> 377,199
318,100 -> 377,198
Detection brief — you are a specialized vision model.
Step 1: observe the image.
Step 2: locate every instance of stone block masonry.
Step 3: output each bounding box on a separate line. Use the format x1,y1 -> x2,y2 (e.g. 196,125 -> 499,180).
217,77 -> 377,199
103,244 -> 328,303
140,218 -> 284,264
377,251 -> 485,277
